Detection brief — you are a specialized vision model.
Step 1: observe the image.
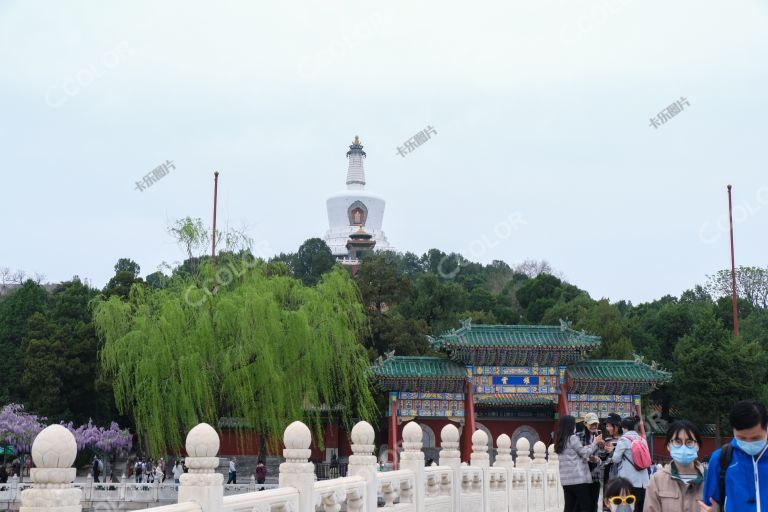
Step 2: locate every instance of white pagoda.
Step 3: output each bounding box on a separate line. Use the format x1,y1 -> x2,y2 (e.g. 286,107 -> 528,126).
324,136 -> 392,268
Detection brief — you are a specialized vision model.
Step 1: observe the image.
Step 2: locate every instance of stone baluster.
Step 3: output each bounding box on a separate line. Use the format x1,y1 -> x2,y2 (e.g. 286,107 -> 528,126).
20,424 -> 82,512
178,423 -> 223,512
11,475 -> 19,501
493,434 -> 513,470
249,474 -> 256,493
515,438 -> 532,469
470,430 -> 489,468
119,473 -> 127,501
439,424 -> 461,512
278,421 -> 314,512
346,420 -> 377,512
399,421 -> 424,510
85,474 -> 93,502
532,441 -> 548,466
439,424 -> 461,468
547,444 -> 564,511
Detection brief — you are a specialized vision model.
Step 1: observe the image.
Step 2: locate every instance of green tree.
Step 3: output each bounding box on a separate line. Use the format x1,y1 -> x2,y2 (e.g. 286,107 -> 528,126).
293,238 -> 336,286
114,258 -> 140,278
356,253 -> 411,311
94,263 -> 376,455
0,281 -> 47,403
673,310 -> 767,443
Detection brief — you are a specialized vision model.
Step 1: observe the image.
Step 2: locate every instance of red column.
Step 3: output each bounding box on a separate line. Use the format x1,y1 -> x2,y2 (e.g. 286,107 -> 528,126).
389,396 -> 399,470
558,382 -> 570,417
461,379 -> 476,462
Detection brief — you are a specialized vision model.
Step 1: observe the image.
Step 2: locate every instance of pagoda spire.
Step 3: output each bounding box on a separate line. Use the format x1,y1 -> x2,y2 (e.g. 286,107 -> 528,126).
345,135 -> 366,190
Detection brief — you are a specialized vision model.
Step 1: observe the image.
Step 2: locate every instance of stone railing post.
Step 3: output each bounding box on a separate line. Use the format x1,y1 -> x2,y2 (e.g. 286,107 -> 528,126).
347,421 -> 377,512
469,430 -> 489,468
439,423 -> 461,512
547,444 -> 564,511
178,423 -> 223,512
20,424 -> 82,512
514,438 -> 532,469
249,474 -> 256,493
532,441 -> 547,467
119,473 -> 127,501
278,421 -> 314,512
399,421 -> 425,511
84,474 -> 93,502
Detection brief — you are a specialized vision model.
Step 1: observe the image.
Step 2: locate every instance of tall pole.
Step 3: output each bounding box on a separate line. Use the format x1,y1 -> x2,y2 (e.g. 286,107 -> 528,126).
727,185 -> 739,337
212,171 -> 219,262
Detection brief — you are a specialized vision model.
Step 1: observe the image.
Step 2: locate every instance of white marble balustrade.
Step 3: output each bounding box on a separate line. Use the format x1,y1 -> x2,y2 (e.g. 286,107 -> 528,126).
17,419 -> 566,512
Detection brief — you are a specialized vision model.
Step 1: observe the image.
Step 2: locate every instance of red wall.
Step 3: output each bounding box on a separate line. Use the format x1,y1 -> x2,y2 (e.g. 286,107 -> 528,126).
219,423 -> 353,459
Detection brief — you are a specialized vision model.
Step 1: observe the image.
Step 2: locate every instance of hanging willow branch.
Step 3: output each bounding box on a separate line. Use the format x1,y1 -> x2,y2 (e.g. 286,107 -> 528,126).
93,261 -> 377,455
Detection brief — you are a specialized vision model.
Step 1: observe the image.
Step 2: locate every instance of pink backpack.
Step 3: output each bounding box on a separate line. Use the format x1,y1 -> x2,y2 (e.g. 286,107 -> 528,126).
622,433 -> 652,470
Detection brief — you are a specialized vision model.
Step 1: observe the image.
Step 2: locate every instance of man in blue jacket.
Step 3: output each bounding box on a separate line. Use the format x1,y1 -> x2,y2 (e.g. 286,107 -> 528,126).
700,400 -> 768,511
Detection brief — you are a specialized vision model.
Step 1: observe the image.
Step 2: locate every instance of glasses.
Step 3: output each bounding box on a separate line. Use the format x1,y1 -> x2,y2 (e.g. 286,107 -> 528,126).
608,495 -> 637,506
670,439 -> 698,448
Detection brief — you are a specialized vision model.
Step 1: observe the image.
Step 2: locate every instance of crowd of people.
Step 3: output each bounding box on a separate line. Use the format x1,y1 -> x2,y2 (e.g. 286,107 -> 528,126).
555,399 -> 768,511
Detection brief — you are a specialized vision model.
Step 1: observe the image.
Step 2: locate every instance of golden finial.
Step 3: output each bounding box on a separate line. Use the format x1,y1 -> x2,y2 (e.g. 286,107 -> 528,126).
353,135 -> 360,145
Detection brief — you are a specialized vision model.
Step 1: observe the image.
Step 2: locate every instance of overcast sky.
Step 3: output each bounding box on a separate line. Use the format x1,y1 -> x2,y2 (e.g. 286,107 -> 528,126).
1,0 -> 766,304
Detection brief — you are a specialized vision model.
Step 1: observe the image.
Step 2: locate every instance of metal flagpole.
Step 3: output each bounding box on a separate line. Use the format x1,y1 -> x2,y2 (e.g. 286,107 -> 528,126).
727,184 -> 739,337
212,171 -> 219,262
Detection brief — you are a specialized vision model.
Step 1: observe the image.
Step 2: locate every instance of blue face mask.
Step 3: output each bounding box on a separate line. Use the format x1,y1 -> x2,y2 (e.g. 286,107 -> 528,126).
736,438 -> 767,456
670,445 -> 698,465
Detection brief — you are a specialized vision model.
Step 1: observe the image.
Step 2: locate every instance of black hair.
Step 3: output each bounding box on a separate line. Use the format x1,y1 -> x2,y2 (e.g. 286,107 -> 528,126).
555,415 -> 577,454
665,419 -> 703,447
604,477 -> 633,499
730,400 -> 768,430
621,416 -> 639,432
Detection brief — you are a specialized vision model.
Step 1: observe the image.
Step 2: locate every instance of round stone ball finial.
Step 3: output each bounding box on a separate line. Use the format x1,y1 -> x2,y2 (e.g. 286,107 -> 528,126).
441,424 -> 459,443
283,421 -> 312,450
185,423 -> 220,457
472,429 -> 488,447
497,433 -> 511,450
32,424 -> 77,469
351,421 -> 375,446
534,441 -> 546,454
515,437 -> 531,452
402,421 -> 422,443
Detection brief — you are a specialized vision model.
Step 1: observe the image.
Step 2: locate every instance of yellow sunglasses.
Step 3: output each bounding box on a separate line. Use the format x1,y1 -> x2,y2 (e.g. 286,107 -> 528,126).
607,495 -> 637,506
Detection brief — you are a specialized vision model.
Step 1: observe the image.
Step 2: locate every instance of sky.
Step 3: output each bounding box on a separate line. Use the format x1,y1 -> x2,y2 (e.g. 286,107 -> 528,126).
1,0 -> 766,304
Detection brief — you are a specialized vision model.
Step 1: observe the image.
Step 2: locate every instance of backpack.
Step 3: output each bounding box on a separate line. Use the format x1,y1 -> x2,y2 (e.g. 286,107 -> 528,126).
97,459 -> 103,472
622,433 -> 652,470
718,444 -> 734,507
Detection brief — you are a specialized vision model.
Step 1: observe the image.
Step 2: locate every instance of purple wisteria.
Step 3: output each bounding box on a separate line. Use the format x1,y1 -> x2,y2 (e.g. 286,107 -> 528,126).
63,419 -> 133,455
0,403 -> 46,454
1,403 -> 132,457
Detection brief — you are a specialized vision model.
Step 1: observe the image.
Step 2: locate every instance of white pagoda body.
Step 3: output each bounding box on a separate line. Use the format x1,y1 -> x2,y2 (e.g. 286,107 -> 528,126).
324,136 -> 392,266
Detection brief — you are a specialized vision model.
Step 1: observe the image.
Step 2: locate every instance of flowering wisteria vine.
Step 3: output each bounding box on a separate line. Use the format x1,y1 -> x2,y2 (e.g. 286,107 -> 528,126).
0,403 -> 132,456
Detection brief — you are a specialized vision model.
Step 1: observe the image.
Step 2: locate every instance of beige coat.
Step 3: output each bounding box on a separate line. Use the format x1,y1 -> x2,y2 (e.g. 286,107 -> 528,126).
644,462 -> 705,512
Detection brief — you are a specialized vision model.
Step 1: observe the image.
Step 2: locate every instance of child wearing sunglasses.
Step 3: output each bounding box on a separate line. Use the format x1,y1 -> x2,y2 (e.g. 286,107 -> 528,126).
605,477 -> 637,511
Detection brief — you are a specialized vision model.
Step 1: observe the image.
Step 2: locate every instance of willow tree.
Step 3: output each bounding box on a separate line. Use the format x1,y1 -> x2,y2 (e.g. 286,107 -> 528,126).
93,259 -> 376,455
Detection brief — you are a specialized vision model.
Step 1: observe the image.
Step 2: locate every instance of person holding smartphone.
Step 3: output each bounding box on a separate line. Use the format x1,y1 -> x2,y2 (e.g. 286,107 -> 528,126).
556,414 -> 605,512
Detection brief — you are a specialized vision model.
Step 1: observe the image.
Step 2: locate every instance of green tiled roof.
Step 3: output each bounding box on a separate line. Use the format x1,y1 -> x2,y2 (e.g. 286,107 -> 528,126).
474,394 -> 556,407
430,320 -> 601,350
370,356 -> 468,392
370,356 -> 467,378
567,360 -> 672,382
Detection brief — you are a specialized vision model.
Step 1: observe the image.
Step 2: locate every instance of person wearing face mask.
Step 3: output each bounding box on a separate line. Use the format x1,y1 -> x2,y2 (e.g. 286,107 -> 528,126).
605,477 -> 637,512
700,400 -> 768,512
644,420 -> 704,512
556,414 -> 605,512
